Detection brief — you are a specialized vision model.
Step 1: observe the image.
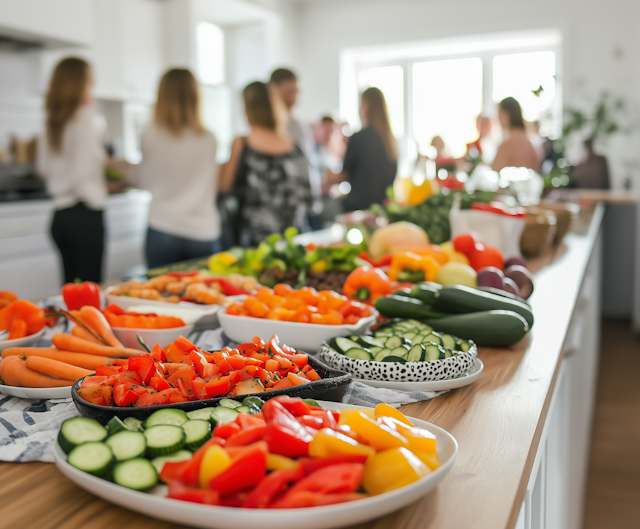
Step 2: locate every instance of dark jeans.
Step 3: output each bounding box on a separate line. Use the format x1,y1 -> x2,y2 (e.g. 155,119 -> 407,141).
145,227 -> 221,269
51,202 -> 105,284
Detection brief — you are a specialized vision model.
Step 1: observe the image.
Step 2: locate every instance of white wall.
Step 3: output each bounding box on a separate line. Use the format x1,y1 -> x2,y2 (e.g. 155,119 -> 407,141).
292,0 -> 640,189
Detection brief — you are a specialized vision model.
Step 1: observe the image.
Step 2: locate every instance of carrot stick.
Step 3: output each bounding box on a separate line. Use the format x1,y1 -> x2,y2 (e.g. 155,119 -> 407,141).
2,347 -> 117,370
79,306 -> 124,348
25,356 -> 93,381
61,309 -> 109,346
14,360 -> 73,388
52,333 -> 141,358
71,325 -> 104,345
0,355 -> 24,386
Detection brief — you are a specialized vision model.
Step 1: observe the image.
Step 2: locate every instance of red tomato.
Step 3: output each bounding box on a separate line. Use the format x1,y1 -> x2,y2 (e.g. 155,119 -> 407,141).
470,244 -> 504,271
453,233 -> 477,255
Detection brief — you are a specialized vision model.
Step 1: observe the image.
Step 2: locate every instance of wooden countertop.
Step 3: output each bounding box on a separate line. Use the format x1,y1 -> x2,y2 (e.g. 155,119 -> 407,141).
560,189 -> 637,205
0,205 -> 605,529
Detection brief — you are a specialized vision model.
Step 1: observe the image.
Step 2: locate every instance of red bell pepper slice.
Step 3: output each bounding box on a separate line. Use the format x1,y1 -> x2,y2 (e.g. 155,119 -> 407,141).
202,277 -> 250,296
208,443 -> 267,496
167,480 -> 220,505
298,415 -> 323,430
262,400 -> 313,458
237,414 -> 266,430
299,455 -> 368,475
128,355 -> 156,385
270,491 -> 366,509
308,409 -> 338,430
243,466 -> 305,509
278,463 -> 364,498
213,421 -> 241,439
225,424 -> 267,447
173,438 -> 224,486
270,395 -> 312,417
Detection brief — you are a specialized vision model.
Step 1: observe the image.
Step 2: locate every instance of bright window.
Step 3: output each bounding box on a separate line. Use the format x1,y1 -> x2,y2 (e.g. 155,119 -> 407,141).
365,65 -> 405,137
196,22 -> 225,85
493,51 -> 556,122
412,57 -> 483,157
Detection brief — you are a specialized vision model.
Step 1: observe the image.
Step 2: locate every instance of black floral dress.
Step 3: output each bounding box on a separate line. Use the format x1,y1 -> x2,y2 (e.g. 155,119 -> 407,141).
233,140 -> 312,246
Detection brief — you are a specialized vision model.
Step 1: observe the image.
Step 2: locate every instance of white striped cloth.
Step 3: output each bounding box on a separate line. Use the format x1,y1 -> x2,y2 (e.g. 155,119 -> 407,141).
0,328 -> 445,463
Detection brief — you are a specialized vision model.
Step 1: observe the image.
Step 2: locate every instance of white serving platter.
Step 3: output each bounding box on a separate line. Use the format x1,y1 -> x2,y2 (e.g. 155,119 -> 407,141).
0,384 -> 71,399
354,358 -> 484,391
54,401 -> 457,529
0,327 -> 46,353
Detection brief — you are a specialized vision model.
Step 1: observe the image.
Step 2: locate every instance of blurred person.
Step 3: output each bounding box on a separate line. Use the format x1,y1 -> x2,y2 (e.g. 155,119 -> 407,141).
38,57 -> 110,284
466,115 -> 492,158
135,68 -> 221,268
219,81 -> 311,246
324,87 -> 398,211
492,97 -> 540,172
270,68 -> 322,225
431,135 -> 460,173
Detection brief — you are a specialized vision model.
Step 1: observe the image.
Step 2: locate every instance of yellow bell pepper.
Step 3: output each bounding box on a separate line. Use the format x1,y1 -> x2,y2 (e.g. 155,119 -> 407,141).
199,445 -> 232,488
310,259 -> 327,273
308,428 -> 376,459
343,411 -> 409,451
387,252 -> 441,283
413,450 -> 441,471
266,453 -> 300,471
439,242 -> 470,265
362,447 -> 430,495
338,408 -> 375,425
377,416 -> 438,457
374,403 -> 413,426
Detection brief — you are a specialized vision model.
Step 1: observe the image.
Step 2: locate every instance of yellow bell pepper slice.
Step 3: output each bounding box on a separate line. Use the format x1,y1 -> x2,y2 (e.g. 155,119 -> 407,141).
377,416 -> 438,456
362,447 -> 430,495
343,411 -> 409,451
266,453 -> 300,471
199,445 -> 232,488
413,450 -> 440,471
374,403 -> 414,426
310,259 -> 327,273
338,408 -> 375,425
308,428 -> 376,459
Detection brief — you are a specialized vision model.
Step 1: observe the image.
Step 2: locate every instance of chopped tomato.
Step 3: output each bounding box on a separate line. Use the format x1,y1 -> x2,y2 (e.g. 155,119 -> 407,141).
205,376 -> 231,398
149,344 -> 167,363
128,355 -> 156,385
149,375 -> 172,392
80,376 -> 107,388
77,385 -> 112,406
113,383 -> 140,407
133,388 -> 174,407
191,377 -> 208,400
95,366 -> 118,377
287,372 -> 310,386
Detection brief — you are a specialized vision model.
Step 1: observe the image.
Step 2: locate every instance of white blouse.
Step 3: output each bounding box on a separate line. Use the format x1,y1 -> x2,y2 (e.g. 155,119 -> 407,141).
37,105 -> 107,211
137,124 -> 220,241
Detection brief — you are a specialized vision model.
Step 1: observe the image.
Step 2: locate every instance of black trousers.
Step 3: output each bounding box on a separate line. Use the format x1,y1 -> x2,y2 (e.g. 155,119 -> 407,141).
51,202 -> 105,284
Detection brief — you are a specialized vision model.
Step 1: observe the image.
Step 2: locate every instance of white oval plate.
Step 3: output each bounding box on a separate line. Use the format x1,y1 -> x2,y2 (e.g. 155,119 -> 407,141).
218,311 -> 378,352
0,384 -> 71,399
354,358 -> 484,391
54,401 -> 457,529
0,327 -> 46,353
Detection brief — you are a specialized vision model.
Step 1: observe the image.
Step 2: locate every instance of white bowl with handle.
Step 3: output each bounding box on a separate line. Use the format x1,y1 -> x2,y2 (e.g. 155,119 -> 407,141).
218,310 -> 378,352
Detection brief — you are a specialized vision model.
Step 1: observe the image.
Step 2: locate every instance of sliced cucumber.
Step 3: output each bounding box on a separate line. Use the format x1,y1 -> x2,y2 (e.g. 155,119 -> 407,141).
303,399 -> 321,408
384,335 -> 404,348
124,417 -> 144,432
373,348 -> 393,361
58,417 -> 109,455
381,355 -> 407,363
407,344 -> 425,362
182,420 -> 212,452
106,416 -> 129,435
358,336 -> 386,349
441,334 -> 456,350
242,396 -> 265,410
390,347 -> 409,359
106,431 -> 147,461
235,405 -> 252,414
345,348 -> 372,361
152,450 -> 192,476
423,332 -> 442,346
369,346 -> 383,355
424,344 -> 443,361
67,442 -> 113,477
219,398 -> 242,410
113,458 -> 158,491
333,337 -> 361,354
144,408 -> 188,429
443,349 -> 453,359
210,406 -> 239,426
144,425 -> 185,457
403,332 -> 417,341
187,408 -> 216,423
459,340 -> 471,352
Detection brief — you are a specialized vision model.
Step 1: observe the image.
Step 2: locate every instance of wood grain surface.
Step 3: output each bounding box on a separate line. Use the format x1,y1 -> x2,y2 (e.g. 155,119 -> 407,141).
0,206 -> 604,529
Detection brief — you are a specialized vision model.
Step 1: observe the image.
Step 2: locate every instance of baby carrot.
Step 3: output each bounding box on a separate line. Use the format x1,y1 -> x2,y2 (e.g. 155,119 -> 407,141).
25,356 -> 93,381
71,325 -> 104,345
1,348 -> 116,370
14,360 -> 73,388
79,306 -> 124,348
0,355 -> 24,386
52,333 -> 141,358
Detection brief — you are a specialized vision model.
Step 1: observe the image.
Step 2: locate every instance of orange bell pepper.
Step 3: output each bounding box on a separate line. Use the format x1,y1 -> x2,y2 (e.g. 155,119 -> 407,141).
0,300 -> 45,338
343,267 -> 393,304
387,252 -> 441,283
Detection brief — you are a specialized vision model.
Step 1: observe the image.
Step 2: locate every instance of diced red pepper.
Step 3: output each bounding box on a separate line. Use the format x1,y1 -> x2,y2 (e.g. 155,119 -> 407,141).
242,466 -> 305,509
213,421 -> 241,439
167,481 -> 220,505
270,395 -> 312,417
299,455 -> 368,475
226,424 -> 267,447
262,399 -> 313,458
208,443 -> 267,496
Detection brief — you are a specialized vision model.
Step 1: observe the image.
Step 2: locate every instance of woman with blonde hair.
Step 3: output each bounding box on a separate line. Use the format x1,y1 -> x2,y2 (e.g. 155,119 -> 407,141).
324,87 -> 398,211
136,68 -> 221,267
219,81 -> 311,246
37,57 -> 108,283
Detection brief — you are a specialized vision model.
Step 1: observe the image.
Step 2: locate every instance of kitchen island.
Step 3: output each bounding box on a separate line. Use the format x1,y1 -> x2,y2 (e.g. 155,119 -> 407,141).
0,205 -> 604,529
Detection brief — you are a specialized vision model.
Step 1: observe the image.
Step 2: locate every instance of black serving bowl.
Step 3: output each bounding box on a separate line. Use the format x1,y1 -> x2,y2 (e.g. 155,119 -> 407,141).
72,355 -> 352,424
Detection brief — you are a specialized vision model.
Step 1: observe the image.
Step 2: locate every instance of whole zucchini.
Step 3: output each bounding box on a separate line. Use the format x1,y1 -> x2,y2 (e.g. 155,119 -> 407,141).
409,282 -> 441,305
435,285 -> 534,328
374,295 -> 449,320
425,310 -> 529,347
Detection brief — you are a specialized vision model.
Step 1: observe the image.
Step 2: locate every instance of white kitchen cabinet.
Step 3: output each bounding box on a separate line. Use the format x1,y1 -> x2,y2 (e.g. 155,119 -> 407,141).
0,191 -> 150,300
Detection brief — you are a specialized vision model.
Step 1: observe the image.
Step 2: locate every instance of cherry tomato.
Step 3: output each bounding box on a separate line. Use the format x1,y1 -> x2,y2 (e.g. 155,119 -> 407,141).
453,233 -> 477,256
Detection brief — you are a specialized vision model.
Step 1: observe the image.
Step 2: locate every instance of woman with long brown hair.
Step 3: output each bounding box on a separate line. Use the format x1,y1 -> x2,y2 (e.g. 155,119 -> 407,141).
135,68 -> 221,267
492,97 -> 540,172
219,81 -> 311,246
37,57 -> 107,283
325,87 -> 398,211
